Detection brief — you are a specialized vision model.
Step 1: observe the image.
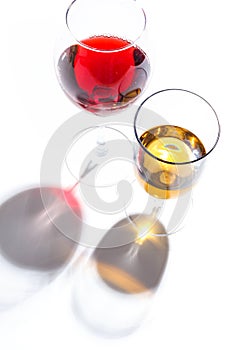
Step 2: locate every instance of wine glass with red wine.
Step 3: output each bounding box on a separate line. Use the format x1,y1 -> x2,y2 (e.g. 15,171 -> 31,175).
55,0 -> 150,116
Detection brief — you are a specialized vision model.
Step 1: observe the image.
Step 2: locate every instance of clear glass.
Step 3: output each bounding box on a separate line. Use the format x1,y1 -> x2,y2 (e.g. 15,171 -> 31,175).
54,0 -> 150,116
134,89 -> 220,199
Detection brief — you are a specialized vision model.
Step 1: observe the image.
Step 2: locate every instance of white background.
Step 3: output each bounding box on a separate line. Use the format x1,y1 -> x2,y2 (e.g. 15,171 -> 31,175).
0,0 -> 232,349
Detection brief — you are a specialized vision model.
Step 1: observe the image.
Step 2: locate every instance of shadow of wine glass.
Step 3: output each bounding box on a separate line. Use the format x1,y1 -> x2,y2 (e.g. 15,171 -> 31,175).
71,214 -> 169,337
0,187 -> 82,311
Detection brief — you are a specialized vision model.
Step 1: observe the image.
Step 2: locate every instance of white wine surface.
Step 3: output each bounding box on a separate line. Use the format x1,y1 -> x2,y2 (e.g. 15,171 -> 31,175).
138,125 -> 206,198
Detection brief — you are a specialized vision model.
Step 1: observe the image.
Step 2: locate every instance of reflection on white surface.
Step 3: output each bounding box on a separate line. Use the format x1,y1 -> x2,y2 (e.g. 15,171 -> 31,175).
0,256 -> 54,311
71,215 -> 169,337
0,187 -> 80,311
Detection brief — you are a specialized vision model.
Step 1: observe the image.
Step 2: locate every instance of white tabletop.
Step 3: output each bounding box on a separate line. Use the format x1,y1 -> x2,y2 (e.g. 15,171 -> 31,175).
0,0 -> 231,349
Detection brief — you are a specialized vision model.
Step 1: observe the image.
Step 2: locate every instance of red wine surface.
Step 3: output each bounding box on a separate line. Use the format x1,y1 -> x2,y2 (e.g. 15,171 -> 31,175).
58,35 -> 150,113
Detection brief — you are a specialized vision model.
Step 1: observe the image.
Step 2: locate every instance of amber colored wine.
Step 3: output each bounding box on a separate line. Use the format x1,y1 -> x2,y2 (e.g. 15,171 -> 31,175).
137,125 -> 206,199
57,35 -> 150,114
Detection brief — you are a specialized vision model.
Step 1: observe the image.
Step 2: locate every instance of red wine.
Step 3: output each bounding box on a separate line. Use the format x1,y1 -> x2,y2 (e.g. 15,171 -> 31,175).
57,36 -> 150,114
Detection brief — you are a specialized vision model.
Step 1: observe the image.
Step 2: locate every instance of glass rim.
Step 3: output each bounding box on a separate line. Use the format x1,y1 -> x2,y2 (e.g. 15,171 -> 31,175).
134,88 -> 221,165
65,0 -> 147,53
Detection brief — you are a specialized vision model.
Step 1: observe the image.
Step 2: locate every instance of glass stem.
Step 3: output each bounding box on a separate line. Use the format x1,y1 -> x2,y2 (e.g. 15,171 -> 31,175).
96,126 -> 108,157
67,126 -> 108,194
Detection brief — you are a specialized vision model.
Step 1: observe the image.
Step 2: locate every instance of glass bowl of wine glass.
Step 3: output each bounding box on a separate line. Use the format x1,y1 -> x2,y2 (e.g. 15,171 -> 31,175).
54,0 -> 150,116
134,89 -> 220,199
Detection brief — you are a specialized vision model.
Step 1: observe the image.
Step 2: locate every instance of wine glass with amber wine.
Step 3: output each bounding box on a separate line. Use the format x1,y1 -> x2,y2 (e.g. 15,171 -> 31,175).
134,89 -> 220,200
